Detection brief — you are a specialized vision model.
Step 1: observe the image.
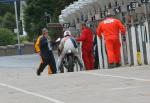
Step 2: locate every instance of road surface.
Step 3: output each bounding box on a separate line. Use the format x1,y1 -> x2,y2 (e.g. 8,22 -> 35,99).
0,54 -> 150,103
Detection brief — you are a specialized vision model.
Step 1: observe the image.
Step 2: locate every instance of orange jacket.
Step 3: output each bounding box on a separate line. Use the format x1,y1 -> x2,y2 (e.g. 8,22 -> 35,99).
97,17 -> 126,40
77,27 -> 93,51
34,35 -> 42,53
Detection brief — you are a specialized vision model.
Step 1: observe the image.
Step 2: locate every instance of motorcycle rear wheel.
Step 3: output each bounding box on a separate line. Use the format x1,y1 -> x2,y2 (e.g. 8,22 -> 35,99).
67,55 -> 74,72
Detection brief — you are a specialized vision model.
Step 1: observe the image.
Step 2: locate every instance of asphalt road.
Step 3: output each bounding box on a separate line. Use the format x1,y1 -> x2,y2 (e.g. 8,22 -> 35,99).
0,52 -> 58,69
0,54 -> 39,69
0,54 -> 150,103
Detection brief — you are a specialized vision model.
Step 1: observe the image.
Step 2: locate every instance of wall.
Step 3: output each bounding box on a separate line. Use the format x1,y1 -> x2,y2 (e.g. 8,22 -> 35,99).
0,43 -> 35,56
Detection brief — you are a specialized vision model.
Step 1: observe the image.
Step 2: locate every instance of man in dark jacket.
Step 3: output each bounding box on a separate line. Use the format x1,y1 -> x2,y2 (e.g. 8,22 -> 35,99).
36,28 -> 57,76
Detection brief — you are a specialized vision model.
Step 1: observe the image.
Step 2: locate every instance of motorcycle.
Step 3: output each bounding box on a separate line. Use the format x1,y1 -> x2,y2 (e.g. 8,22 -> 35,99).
59,49 -> 79,73
55,37 -> 80,73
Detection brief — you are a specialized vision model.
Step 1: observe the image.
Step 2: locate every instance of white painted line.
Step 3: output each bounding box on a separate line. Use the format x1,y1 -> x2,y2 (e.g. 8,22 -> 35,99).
82,72 -> 150,82
110,85 -> 149,91
0,82 -> 65,103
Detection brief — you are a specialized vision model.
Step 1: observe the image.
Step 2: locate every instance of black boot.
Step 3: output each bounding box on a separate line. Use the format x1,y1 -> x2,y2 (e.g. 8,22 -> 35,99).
36,70 -> 41,76
116,63 -> 121,67
108,63 -> 115,69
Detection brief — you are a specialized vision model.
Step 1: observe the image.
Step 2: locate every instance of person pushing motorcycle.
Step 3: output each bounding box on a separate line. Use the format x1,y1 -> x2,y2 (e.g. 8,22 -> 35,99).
57,30 -> 83,72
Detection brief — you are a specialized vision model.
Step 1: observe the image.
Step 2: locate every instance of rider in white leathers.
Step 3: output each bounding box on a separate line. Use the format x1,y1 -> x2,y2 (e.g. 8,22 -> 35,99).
57,30 -> 83,72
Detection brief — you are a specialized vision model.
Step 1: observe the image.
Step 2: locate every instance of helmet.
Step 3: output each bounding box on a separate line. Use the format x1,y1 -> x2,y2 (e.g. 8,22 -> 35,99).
63,30 -> 71,37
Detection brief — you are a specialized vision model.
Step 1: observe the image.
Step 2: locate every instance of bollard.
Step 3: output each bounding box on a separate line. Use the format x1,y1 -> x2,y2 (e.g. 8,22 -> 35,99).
137,52 -> 142,65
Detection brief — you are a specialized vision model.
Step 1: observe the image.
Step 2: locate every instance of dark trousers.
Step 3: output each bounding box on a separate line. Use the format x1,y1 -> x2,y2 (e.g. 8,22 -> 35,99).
37,52 -> 57,74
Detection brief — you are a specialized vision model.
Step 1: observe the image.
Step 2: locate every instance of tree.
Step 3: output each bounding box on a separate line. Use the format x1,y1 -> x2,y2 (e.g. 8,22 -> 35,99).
2,12 -> 16,31
0,3 -> 16,31
0,16 -> 3,27
0,28 -> 16,46
0,3 -> 14,16
24,0 -> 77,41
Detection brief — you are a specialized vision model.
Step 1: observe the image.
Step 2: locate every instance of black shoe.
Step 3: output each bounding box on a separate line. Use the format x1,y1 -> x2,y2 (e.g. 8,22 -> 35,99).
116,63 -> 121,67
80,67 -> 85,71
37,70 -> 41,76
108,63 -> 115,69
52,72 -> 57,74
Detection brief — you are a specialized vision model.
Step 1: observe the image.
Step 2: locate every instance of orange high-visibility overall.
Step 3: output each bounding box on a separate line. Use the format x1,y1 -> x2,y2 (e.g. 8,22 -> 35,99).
97,17 -> 126,64
77,27 -> 94,70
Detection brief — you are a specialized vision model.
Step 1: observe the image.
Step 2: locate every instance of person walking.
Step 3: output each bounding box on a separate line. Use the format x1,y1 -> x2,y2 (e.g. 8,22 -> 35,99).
76,23 -> 94,70
35,28 -> 57,76
97,13 -> 126,68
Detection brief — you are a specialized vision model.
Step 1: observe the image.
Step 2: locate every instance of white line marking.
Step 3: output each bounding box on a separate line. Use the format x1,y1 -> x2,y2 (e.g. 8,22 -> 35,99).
0,82 -> 65,103
82,72 -> 150,82
110,85 -> 149,91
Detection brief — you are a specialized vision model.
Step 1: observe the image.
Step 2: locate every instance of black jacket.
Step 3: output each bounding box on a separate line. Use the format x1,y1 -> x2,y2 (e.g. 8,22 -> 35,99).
40,36 -> 52,58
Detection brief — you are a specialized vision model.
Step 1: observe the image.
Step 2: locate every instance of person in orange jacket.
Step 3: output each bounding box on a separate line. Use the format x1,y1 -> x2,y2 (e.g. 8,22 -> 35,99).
97,13 -> 126,68
35,34 -> 52,75
76,23 -> 94,70
35,28 -> 57,75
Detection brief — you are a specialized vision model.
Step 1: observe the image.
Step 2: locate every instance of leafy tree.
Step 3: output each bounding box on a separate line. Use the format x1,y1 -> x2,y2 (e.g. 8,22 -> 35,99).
24,0 -> 77,41
2,12 -> 16,31
0,3 -> 14,16
0,28 -> 16,46
0,16 -> 3,27
0,3 -> 16,31
20,35 -> 29,43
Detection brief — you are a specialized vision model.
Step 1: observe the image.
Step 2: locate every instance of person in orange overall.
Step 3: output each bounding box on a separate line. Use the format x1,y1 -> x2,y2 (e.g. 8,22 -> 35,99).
97,13 -> 126,68
76,23 -> 94,70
